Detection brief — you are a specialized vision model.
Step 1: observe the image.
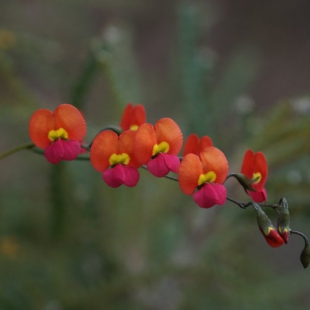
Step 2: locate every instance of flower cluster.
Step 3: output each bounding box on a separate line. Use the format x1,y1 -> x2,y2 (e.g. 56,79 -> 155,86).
26,102 -> 309,264
27,103 -> 271,209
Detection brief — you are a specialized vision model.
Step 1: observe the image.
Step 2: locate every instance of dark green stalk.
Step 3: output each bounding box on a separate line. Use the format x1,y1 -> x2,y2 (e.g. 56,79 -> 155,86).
0,142 -> 35,160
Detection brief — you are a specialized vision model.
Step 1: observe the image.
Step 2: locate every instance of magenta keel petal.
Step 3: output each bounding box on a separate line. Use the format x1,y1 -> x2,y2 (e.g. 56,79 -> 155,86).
162,153 -> 180,173
123,166 -> 140,187
146,153 -> 180,177
193,183 -> 227,208
44,140 -> 63,164
44,139 -> 81,164
102,164 -> 125,188
102,164 -> 139,188
147,154 -> 170,177
62,140 -> 81,160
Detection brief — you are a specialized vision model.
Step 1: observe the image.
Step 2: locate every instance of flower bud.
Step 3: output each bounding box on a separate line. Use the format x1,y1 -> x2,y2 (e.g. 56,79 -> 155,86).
255,204 -> 284,248
277,197 -> 290,244
230,173 -> 255,192
300,243 -> 310,269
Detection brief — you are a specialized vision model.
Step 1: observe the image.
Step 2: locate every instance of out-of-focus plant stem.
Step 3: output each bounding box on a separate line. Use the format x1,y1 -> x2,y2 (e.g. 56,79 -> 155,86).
0,142 -> 34,161
50,162 -> 68,241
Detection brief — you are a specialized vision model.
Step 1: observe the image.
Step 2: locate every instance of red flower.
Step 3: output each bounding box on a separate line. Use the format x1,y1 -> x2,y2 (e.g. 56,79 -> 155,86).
120,103 -> 146,131
29,103 -> 87,164
134,118 -> 183,177
90,130 -> 140,187
182,133 -> 213,156
241,149 -> 268,202
179,147 -> 228,208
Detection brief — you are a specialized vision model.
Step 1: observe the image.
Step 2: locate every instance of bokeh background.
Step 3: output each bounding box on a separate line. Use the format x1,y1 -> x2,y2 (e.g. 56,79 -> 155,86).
1,0 -> 310,309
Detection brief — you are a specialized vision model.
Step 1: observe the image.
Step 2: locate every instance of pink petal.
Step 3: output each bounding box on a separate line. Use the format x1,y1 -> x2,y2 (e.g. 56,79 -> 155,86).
147,153 -> 180,177
44,139 -> 64,164
123,166 -> 140,187
62,140 -> 81,160
247,188 -> 267,202
102,164 -> 139,188
44,139 -> 81,164
193,183 -> 227,208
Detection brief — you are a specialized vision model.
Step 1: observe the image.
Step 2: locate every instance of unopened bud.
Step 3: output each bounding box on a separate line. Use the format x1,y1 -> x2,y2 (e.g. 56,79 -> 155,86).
255,204 -> 284,248
277,197 -> 290,244
231,173 -> 255,192
300,243 -> 310,269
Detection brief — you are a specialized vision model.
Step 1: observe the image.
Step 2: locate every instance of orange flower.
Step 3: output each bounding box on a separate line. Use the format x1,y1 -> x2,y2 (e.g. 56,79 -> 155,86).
241,149 -> 268,202
120,103 -> 146,131
179,147 -> 228,208
134,118 -> 183,177
90,130 -> 140,187
29,104 -> 86,164
182,133 -> 213,156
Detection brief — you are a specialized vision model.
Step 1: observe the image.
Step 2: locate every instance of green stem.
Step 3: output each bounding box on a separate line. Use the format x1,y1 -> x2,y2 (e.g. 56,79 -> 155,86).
0,142 -> 35,160
226,196 -> 280,210
291,230 -> 309,246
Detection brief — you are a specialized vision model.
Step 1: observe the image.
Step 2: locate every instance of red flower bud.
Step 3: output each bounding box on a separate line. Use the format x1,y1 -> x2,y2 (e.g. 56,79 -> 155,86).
255,204 -> 284,248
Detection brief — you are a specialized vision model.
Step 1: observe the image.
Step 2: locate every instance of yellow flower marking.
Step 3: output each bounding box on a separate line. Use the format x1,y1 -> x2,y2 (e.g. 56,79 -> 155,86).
253,172 -> 262,183
152,141 -> 170,156
109,153 -> 130,166
198,171 -> 216,186
129,124 -> 139,131
48,128 -> 69,141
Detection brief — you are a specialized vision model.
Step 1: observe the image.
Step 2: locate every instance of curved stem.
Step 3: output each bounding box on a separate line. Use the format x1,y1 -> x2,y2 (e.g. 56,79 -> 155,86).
0,142 -> 35,160
291,229 -> 309,246
226,196 -> 280,210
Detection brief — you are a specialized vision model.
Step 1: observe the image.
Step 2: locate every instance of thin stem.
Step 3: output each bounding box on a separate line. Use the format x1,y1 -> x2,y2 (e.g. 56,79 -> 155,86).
226,196 -> 246,209
226,196 -> 280,211
291,229 -> 309,246
0,142 -> 35,160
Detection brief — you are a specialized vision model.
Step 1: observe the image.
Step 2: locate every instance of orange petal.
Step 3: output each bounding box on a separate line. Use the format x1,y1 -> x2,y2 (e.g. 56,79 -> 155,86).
120,103 -> 146,130
253,152 -> 268,191
134,123 -> 157,164
199,147 -> 228,184
199,136 -> 213,151
29,109 -> 55,148
179,153 -> 203,195
54,103 -> 86,142
90,130 -> 118,171
183,134 -> 213,156
154,118 -> 183,155
182,134 -> 199,156
131,104 -> 146,127
118,130 -> 140,168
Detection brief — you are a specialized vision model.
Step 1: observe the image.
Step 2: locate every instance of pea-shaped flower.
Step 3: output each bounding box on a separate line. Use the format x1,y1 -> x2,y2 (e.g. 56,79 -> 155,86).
179,147 -> 228,208
241,149 -> 268,202
120,103 -> 146,131
29,103 -> 87,164
90,130 -> 141,187
182,133 -> 213,156
134,118 -> 183,177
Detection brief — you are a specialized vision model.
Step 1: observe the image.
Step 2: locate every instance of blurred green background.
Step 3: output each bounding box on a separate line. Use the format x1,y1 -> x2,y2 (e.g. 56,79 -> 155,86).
1,0 -> 310,309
